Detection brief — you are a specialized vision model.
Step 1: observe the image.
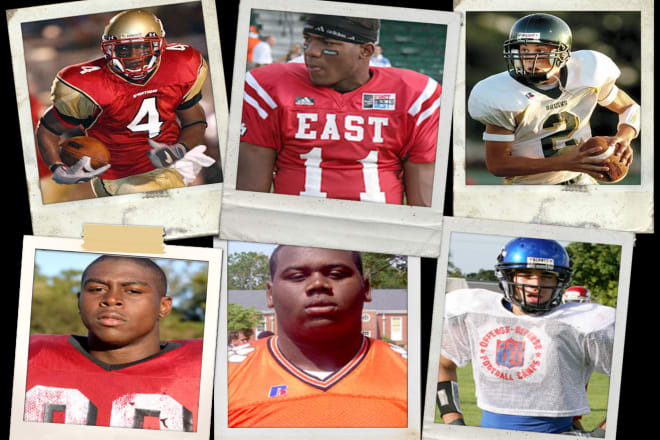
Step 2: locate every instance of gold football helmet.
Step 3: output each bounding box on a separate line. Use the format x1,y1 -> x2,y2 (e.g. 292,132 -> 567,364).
101,10 -> 166,81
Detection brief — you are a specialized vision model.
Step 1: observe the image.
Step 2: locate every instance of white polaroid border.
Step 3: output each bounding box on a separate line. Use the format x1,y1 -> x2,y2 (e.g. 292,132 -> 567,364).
422,216 -> 633,440
213,238 -> 422,439
9,235 -> 223,439
219,0 -> 461,258
452,0 -> 654,233
7,0 -> 228,240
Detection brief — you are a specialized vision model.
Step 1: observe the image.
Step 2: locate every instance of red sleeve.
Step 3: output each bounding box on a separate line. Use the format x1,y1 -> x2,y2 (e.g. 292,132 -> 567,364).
403,74 -> 442,163
240,66 -> 282,151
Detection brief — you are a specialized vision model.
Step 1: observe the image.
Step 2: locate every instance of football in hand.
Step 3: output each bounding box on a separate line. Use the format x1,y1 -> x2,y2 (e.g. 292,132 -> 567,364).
59,136 -> 111,169
579,136 -> 629,183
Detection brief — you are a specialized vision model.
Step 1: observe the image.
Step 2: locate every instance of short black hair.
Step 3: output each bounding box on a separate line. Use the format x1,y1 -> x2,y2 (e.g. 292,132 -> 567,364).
269,245 -> 364,279
81,255 -> 168,296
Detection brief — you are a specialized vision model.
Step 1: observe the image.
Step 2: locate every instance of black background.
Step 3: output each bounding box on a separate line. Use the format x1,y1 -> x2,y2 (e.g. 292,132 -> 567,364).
4,0 -> 654,437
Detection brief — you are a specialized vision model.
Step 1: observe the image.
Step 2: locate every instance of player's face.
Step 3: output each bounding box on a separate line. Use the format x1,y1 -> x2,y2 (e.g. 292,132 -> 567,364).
512,269 -> 558,309
267,247 -> 370,343
519,43 -> 556,76
114,42 -> 153,70
303,32 -> 369,92
77,258 -> 171,349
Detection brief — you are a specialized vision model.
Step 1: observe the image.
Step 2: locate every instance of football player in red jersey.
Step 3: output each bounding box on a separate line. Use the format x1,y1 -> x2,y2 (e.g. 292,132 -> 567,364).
237,14 -> 441,206
24,255 -> 202,431
228,246 -> 407,427
35,9 -> 214,197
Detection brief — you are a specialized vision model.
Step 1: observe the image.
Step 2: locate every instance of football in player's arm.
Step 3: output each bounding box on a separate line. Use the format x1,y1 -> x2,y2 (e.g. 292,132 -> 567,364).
468,13 -> 640,185
24,255 -> 202,431
436,238 -> 611,437
35,9 -> 215,197
227,246 -> 407,427
237,14 -> 441,206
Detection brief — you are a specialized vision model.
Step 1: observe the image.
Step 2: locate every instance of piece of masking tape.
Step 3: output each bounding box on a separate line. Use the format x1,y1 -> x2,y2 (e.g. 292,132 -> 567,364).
81,224 -> 165,254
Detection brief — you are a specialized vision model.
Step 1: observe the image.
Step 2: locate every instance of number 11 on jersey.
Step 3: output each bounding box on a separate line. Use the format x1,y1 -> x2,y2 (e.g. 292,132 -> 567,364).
299,147 -> 386,202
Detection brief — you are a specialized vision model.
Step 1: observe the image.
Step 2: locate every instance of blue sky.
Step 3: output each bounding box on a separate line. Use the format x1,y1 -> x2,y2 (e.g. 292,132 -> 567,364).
34,250 -> 207,278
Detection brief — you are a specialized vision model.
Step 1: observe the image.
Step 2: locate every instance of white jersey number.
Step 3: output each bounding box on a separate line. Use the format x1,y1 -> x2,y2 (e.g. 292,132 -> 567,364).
127,96 -> 164,138
25,385 -> 193,431
299,147 -> 386,202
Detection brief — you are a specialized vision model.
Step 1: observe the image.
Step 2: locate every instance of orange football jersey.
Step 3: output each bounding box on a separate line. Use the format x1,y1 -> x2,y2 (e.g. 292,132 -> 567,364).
228,336 -> 407,427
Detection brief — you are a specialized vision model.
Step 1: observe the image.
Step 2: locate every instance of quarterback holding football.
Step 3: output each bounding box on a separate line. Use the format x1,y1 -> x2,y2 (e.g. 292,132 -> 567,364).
468,13 -> 640,184
24,255 -> 202,431
228,246 -> 408,427
35,9 -> 215,197
238,14 -> 442,206
436,238 -> 612,436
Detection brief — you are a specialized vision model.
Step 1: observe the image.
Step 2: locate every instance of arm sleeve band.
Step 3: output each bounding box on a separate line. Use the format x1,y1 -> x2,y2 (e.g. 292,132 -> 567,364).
482,132 -> 515,142
436,381 -> 462,416
618,103 -> 641,138
598,84 -> 619,106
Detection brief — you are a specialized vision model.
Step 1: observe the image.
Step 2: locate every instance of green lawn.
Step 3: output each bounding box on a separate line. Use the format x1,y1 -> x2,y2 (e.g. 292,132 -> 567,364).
434,363 -> 610,431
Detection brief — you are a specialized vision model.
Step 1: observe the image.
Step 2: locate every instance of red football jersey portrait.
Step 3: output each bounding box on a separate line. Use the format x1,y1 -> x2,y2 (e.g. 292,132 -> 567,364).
228,336 -> 408,427
24,334 -> 202,432
51,43 -> 208,180
241,62 -> 441,203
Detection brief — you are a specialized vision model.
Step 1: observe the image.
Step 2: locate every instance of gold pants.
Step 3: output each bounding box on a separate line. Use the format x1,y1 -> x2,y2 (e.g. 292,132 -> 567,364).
91,168 -> 185,197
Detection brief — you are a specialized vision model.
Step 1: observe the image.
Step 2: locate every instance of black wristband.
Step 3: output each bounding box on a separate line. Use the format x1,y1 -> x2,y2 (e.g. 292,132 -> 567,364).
49,163 -> 65,173
436,381 -> 462,416
448,418 -> 466,426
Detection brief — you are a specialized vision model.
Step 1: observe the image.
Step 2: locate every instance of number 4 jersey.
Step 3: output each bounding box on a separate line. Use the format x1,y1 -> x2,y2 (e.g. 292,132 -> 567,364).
24,334 -> 202,432
50,43 -> 208,180
468,50 -> 621,184
241,62 -> 442,203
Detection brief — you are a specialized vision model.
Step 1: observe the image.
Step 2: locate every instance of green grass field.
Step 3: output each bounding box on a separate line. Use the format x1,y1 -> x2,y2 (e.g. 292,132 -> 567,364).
434,363 -> 610,431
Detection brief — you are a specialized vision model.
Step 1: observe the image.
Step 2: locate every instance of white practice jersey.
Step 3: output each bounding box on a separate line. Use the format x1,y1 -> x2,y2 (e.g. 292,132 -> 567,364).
441,288 -> 615,417
468,50 -> 620,184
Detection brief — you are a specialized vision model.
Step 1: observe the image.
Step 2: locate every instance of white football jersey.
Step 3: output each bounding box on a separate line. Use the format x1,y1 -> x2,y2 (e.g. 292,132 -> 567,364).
441,288 -> 615,417
468,50 -> 621,184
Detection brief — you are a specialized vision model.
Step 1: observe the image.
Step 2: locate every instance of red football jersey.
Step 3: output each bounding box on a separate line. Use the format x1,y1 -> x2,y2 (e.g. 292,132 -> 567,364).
228,336 -> 408,427
52,43 -> 207,179
241,62 -> 442,203
24,334 -> 202,432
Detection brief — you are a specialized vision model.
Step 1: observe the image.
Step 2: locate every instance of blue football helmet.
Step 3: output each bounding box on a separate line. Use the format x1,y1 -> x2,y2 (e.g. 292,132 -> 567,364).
496,238 -> 572,313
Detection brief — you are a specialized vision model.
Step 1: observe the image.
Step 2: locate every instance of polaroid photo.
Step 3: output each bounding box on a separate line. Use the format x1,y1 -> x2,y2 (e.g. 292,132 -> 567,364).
219,0 -> 461,258
9,234 -> 222,439
452,0 -> 654,233
422,216 -> 633,440
7,0 -> 228,240
213,238 -> 421,439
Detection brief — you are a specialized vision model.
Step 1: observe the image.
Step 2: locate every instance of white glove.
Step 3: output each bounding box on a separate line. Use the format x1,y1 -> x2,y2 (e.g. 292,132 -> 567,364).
148,139 -> 187,168
51,156 -> 110,185
173,145 -> 216,185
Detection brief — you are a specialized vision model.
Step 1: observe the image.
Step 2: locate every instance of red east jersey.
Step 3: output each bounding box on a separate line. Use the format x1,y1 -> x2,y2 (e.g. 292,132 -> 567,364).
227,336 -> 408,427
53,43 -> 206,179
24,334 -> 202,432
241,62 -> 442,203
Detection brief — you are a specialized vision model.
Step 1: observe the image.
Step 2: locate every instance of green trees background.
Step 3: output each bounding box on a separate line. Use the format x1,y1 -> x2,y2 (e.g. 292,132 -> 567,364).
30,258 -> 208,340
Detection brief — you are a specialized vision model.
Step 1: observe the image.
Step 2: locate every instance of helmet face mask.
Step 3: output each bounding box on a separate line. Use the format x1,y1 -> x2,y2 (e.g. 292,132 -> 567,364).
503,13 -> 572,85
101,10 -> 166,82
496,238 -> 572,314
